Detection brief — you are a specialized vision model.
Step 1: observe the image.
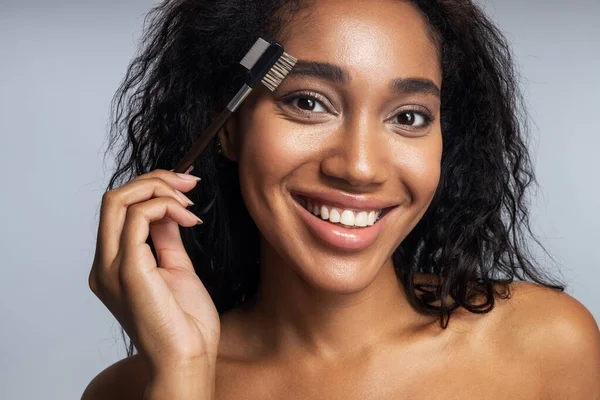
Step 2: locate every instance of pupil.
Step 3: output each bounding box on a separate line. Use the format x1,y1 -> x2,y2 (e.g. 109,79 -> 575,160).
399,112 -> 414,124
298,98 -> 315,110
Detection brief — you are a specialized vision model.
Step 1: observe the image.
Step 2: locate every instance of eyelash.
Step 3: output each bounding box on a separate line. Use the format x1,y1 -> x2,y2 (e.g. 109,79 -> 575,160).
280,90 -> 435,130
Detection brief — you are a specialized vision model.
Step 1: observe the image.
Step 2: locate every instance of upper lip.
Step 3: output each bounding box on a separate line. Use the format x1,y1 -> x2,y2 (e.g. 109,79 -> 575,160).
291,190 -> 400,212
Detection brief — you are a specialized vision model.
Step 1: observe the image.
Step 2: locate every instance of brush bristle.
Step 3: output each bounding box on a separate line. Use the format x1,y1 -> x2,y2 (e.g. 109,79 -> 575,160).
261,52 -> 298,91
239,38 -> 270,70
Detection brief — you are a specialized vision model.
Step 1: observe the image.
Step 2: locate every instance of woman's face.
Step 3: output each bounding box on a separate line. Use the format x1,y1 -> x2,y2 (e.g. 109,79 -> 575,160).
222,0 -> 442,293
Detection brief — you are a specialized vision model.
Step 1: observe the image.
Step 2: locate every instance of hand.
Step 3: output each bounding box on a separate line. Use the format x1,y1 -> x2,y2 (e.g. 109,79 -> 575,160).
88,168 -> 221,377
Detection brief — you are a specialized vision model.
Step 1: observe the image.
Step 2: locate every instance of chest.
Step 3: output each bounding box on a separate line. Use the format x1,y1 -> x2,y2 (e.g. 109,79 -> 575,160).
214,352 -> 544,400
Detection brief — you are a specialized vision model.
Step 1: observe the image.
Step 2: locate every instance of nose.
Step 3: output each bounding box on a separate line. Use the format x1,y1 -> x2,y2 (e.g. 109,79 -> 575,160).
320,111 -> 389,188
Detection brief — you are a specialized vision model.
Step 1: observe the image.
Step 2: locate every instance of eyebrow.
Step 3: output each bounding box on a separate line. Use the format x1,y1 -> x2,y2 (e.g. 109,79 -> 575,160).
286,60 -> 441,98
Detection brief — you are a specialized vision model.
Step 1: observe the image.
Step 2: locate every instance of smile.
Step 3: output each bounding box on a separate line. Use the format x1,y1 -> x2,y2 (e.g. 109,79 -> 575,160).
296,196 -> 384,228
291,193 -> 396,251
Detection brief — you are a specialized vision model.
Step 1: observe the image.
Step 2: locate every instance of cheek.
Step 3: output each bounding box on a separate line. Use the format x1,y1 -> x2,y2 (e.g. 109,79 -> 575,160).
244,134 -> 291,173
393,135 -> 443,204
238,119 -> 304,185
237,106 -> 325,186
235,110 -> 313,223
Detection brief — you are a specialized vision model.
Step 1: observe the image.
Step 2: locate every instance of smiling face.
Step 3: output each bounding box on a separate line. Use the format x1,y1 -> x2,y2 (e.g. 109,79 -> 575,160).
220,0 -> 442,293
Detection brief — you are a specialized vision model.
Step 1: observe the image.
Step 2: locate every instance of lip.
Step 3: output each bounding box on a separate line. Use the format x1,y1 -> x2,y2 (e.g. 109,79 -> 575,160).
291,193 -> 395,251
290,190 -> 399,212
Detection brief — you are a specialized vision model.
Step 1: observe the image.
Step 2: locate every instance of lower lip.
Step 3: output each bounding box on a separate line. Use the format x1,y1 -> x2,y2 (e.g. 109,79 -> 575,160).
292,197 -> 388,251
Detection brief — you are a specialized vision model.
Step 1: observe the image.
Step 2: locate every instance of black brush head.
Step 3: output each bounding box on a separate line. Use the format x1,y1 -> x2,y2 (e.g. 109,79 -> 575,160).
246,41 -> 285,88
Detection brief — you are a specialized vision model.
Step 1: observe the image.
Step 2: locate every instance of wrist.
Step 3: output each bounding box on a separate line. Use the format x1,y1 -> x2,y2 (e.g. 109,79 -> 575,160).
147,345 -> 218,378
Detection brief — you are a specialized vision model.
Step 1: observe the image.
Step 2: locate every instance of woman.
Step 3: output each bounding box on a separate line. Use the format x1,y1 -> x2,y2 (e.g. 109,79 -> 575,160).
84,0 -> 600,399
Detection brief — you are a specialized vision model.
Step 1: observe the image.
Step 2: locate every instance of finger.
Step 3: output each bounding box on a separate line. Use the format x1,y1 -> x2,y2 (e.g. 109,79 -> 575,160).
134,168 -> 201,195
96,177 -> 197,269
119,197 -> 200,276
150,215 -> 194,272
116,197 -> 200,348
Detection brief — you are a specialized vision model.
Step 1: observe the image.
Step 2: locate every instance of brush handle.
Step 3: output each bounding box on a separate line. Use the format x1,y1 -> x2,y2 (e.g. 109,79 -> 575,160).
173,84 -> 252,173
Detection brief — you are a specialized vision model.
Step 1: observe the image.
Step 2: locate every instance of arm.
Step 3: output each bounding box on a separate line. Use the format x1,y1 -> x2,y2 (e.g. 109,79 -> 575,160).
538,292 -> 600,399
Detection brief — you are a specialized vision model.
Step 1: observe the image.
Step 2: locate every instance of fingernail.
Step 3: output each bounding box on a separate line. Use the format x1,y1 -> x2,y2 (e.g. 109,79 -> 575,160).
175,189 -> 194,206
185,165 -> 195,174
176,173 -> 201,181
187,210 -> 203,225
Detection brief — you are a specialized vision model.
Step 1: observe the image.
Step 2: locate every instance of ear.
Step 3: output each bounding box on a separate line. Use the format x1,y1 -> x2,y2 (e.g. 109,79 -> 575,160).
217,114 -> 240,162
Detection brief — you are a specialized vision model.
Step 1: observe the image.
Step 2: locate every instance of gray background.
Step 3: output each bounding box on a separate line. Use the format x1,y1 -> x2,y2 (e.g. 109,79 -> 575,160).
0,0 -> 598,399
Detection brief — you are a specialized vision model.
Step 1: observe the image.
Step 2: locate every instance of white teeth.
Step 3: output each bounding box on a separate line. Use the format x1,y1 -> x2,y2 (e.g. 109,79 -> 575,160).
355,211 -> 368,227
367,211 -> 376,226
298,196 -> 384,228
329,209 -> 341,223
340,210 -> 355,226
320,205 -> 329,220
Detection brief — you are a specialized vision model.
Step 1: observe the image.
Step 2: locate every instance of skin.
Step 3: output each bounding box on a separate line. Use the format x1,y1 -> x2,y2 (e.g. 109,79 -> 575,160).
82,0 -> 600,399
219,0 -> 443,362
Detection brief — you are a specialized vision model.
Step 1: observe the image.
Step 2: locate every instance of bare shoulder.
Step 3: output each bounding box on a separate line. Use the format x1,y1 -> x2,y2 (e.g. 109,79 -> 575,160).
81,354 -> 148,400
494,281 -> 600,399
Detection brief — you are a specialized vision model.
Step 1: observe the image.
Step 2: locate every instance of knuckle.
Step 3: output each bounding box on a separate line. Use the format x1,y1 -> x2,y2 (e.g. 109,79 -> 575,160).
126,202 -> 146,219
88,271 -> 105,298
88,273 -> 98,293
151,176 -> 172,190
154,168 -> 173,179
164,196 -> 180,208
95,267 -> 111,288
161,197 -> 183,214
144,177 -> 171,193
124,196 -> 180,223
144,177 -> 160,185
101,189 -> 116,205
94,264 -> 121,301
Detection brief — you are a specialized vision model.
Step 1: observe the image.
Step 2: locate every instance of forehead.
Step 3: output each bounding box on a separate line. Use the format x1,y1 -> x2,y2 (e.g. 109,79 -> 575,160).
279,0 -> 441,88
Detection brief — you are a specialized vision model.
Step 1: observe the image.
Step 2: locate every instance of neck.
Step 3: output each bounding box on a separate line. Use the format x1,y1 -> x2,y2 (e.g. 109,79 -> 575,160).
239,238 -> 428,362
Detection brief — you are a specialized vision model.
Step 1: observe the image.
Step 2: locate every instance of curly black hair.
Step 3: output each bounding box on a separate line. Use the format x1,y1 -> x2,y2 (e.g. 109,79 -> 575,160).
103,0 -> 565,356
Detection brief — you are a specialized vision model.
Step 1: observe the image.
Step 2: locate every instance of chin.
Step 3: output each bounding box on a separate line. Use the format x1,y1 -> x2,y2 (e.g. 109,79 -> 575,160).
289,249 -> 391,295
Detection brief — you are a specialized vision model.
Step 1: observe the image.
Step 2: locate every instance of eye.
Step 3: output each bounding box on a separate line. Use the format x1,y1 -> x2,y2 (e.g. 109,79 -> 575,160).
281,92 -> 330,114
391,109 -> 433,129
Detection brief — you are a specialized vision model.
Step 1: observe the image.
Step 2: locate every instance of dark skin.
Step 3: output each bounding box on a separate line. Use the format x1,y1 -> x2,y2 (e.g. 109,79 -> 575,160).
82,1 -> 600,399
219,0 -> 443,363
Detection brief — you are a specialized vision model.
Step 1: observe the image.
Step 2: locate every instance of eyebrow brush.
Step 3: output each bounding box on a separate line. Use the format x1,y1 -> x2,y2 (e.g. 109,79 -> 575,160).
173,38 -> 297,173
